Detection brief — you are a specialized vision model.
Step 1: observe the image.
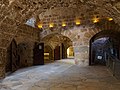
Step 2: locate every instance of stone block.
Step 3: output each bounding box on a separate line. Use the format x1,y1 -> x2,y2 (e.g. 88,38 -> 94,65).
84,32 -> 92,38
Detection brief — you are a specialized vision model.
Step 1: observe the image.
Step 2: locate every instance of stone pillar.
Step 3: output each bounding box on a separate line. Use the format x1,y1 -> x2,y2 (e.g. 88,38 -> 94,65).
59,44 -> 62,59
49,49 -> 54,62
52,50 -> 55,61
74,45 -> 89,66
0,48 -> 6,79
63,46 -> 67,59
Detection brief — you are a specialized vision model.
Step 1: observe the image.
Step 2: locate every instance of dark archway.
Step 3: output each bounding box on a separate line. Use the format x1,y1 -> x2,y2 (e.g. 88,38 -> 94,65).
6,39 -> 20,73
89,30 -> 120,65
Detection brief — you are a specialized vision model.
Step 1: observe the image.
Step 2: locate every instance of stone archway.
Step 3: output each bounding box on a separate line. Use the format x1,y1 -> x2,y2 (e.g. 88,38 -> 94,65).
61,26 -> 102,65
89,30 -> 120,65
41,33 -> 73,61
40,26 -> 108,65
40,19 -> 120,66
6,39 -> 19,73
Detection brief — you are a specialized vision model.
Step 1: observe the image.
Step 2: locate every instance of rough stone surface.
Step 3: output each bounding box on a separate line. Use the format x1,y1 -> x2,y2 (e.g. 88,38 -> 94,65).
0,59 -> 120,90
0,24 -> 40,78
0,0 -> 120,78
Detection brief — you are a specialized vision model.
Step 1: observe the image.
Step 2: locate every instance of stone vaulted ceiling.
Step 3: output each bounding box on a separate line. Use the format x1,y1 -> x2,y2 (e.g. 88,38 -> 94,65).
0,0 -> 120,79
41,33 -> 72,49
0,0 -> 120,27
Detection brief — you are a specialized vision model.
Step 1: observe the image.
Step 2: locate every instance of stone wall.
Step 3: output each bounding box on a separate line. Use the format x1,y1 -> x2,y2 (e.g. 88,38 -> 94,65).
0,23 -> 15,78
0,48 -> 6,78
0,24 -> 40,78
15,25 -> 40,67
0,0 -> 120,78
40,20 -> 120,66
61,25 -> 101,66
39,7 -> 120,66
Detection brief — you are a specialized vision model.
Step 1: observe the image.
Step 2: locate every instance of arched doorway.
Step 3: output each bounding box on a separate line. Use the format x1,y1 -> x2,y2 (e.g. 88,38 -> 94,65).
41,33 -> 73,61
89,30 -> 120,65
6,39 -> 20,73
90,37 -> 109,65
67,46 -> 74,58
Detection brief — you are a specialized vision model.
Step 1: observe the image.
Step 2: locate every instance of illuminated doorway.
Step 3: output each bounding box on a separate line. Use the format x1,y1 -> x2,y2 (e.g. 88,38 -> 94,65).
67,46 -> 74,58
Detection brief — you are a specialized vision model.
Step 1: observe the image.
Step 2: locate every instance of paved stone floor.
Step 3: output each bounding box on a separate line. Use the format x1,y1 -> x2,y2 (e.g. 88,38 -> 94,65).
0,59 -> 120,90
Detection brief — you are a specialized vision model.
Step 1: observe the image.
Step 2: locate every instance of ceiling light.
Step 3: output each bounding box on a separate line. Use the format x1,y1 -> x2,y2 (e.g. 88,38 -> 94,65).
49,23 -> 54,28
62,22 -> 66,27
108,18 -> 113,21
75,20 -> 81,25
93,18 -> 99,23
37,23 -> 43,29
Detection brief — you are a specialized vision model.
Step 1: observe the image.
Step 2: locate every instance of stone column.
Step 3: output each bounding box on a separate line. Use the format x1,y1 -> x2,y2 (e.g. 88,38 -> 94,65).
64,46 -> 68,59
52,50 -> 55,61
74,45 -> 89,66
49,49 -> 54,62
60,44 -> 62,59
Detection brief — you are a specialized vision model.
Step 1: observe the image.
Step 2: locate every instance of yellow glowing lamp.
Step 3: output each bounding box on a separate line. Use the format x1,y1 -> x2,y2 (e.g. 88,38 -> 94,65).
93,18 -> 99,23
75,20 -> 81,25
75,18 -> 81,25
62,22 -> 66,27
108,18 -> 113,21
38,24 -> 43,29
49,23 -> 54,28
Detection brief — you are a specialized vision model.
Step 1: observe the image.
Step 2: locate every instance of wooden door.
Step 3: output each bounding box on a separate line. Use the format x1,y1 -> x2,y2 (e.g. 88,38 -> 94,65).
33,43 -> 44,65
11,39 -> 19,72
54,46 -> 60,60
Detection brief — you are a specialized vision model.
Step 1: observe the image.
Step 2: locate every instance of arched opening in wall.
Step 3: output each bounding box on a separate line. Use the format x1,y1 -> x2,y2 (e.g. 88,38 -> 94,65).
90,37 -> 109,65
89,30 -> 120,66
6,39 -> 20,74
41,33 -> 73,61
67,46 -> 74,58
44,45 -> 53,64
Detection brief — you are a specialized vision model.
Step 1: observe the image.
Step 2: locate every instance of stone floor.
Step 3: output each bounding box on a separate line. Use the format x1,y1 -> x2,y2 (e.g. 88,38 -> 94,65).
0,59 -> 120,90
